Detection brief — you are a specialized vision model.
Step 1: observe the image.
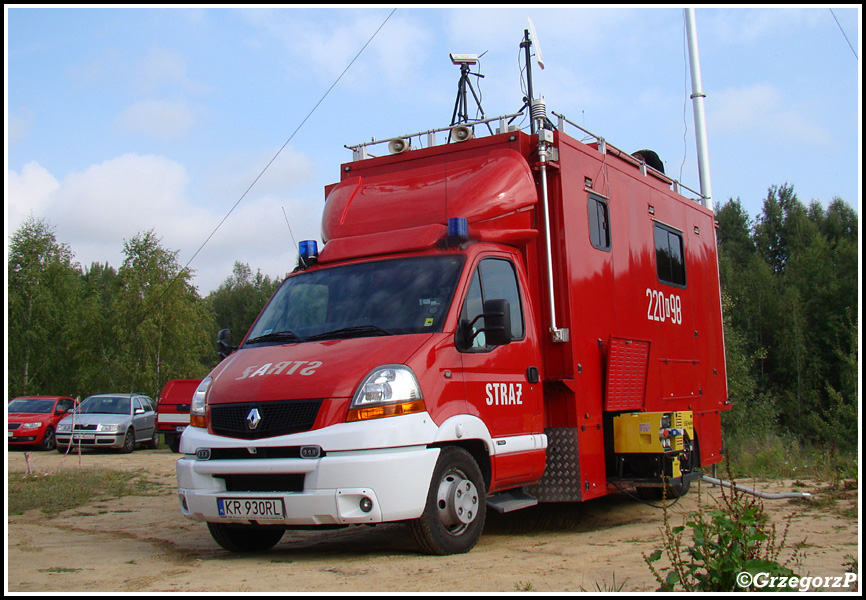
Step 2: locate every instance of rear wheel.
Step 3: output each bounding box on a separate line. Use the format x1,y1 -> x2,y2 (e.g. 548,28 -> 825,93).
207,522 -> 285,552
408,446 -> 486,555
148,430 -> 159,449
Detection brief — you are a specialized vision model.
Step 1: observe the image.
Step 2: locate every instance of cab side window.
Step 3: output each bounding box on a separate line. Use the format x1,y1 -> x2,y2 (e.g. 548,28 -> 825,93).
460,258 -> 524,351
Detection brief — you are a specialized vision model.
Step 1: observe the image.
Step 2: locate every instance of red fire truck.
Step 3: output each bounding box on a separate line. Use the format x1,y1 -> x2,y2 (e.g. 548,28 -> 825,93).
156,379 -> 202,453
176,28 -> 728,556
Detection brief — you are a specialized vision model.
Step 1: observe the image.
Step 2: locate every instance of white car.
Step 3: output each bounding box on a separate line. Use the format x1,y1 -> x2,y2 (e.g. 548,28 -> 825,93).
56,394 -> 158,453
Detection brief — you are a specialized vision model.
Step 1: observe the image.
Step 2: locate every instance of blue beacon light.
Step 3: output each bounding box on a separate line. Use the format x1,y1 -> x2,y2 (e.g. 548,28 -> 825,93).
299,240 -> 319,264
447,218 -> 469,246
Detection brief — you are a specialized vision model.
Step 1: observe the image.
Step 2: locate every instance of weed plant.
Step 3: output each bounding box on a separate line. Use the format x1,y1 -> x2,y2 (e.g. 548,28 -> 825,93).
643,473 -> 806,591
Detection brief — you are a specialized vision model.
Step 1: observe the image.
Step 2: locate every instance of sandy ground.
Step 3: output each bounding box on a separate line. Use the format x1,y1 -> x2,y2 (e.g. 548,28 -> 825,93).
6,446 -> 859,593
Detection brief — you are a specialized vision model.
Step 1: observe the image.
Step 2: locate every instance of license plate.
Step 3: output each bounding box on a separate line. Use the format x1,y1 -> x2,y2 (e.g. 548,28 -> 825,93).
73,433 -> 95,440
217,497 -> 285,521
175,425 -> 187,432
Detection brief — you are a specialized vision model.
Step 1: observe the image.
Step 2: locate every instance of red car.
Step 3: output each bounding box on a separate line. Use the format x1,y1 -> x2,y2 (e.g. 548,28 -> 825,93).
8,396 -> 76,451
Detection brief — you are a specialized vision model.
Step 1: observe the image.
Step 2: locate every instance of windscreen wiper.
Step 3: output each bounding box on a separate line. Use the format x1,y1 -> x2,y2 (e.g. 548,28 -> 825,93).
244,330 -> 304,345
305,325 -> 394,341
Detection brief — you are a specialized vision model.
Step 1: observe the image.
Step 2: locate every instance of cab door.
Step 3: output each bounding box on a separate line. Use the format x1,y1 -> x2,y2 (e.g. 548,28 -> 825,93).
458,255 -> 544,488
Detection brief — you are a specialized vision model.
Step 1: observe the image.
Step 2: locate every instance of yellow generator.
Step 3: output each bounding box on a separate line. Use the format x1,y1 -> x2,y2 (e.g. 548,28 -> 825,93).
612,411 -> 696,497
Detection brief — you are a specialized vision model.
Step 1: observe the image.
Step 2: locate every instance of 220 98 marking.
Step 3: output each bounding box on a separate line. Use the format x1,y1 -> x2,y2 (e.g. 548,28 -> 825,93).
646,288 -> 682,324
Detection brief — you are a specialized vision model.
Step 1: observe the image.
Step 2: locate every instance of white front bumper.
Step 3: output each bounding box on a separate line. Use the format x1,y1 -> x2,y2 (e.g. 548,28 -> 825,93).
177,413 -> 440,526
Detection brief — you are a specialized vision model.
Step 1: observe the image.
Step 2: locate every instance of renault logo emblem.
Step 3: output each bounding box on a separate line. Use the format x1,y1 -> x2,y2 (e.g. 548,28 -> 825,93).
246,408 -> 262,430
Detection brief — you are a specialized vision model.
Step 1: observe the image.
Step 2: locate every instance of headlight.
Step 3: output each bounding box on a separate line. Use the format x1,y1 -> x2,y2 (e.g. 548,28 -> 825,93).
22,422 -> 43,429
57,423 -> 72,432
347,365 -> 425,422
97,423 -> 120,433
190,377 -> 212,428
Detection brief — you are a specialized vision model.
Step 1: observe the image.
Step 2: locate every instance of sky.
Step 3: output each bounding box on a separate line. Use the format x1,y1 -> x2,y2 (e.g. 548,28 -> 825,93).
6,6 -> 861,295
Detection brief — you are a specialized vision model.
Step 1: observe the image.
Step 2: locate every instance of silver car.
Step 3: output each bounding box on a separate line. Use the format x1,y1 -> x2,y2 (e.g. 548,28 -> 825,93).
56,394 -> 158,453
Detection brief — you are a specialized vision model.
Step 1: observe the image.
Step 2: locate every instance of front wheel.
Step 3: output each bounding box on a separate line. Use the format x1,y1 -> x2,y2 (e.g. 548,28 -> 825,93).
207,522 -> 285,552
39,427 -> 56,451
408,446 -> 486,555
120,429 -> 135,454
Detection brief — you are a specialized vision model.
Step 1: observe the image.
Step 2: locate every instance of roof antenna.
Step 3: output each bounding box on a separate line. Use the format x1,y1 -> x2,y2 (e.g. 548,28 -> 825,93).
684,8 -> 713,211
521,17 -> 546,134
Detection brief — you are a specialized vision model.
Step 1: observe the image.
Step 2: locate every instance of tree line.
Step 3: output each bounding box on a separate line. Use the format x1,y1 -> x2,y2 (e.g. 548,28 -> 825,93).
7,218 -> 280,402
7,184 -> 858,453
716,184 -> 858,454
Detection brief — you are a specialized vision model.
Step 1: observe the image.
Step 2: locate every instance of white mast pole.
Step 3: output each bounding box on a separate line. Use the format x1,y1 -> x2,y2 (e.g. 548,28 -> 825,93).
685,8 -> 713,211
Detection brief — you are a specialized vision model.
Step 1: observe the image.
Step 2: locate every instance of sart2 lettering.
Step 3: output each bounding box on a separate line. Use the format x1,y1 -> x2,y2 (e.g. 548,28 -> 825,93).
236,360 -> 323,380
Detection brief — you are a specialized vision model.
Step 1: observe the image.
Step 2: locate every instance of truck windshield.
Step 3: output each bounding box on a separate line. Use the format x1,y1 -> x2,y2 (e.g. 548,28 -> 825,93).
245,255 -> 465,345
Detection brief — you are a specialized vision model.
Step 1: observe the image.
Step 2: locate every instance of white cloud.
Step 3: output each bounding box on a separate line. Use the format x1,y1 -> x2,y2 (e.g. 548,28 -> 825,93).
135,45 -> 209,96
6,152 -> 321,294
239,8 -> 433,89
702,8 -> 825,45
115,99 -> 197,140
204,145 -> 318,199
710,83 -> 829,145
6,161 -> 60,226
8,154 -> 192,274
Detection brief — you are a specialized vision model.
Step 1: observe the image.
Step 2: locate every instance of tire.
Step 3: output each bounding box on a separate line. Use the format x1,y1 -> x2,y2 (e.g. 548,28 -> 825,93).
120,429 -> 135,454
39,427 -> 56,451
168,436 -> 180,453
408,446 -> 486,555
148,430 -> 160,450
207,522 -> 285,553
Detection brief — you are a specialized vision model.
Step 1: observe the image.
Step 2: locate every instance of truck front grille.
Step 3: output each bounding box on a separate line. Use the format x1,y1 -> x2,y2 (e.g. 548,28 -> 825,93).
218,473 -> 305,493
209,399 -> 322,440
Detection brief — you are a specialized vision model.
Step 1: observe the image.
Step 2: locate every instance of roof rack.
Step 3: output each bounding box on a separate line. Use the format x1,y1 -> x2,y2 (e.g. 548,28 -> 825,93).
345,111 -> 526,161
344,108 -> 707,205
552,111 -> 705,204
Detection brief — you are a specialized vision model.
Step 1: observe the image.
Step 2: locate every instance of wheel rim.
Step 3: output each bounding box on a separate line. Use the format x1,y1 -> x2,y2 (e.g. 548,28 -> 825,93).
435,467 -> 480,535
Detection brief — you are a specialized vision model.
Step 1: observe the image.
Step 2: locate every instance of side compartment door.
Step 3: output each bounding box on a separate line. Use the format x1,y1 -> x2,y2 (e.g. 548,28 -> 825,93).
459,256 -> 544,487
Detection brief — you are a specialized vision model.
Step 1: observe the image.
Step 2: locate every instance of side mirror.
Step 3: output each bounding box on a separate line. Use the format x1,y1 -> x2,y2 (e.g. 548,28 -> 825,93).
217,328 -> 236,361
459,299 -> 512,349
480,299 -> 512,347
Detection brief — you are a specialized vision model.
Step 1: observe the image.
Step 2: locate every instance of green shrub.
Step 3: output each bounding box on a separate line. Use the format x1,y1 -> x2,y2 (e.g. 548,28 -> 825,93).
644,479 -> 804,591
